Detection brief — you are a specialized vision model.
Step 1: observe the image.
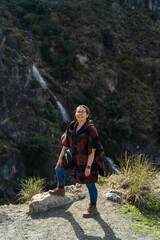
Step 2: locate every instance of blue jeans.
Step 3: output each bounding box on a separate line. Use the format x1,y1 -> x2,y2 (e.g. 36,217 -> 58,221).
55,165 -> 98,204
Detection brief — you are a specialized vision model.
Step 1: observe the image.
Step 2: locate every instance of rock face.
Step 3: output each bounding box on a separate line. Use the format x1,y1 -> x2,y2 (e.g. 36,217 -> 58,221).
0,30 -> 44,181
0,0 -> 160,205
91,69 -> 118,93
0,150 -> 24,181
29,185 -> 85,214
121,0 -> 160,12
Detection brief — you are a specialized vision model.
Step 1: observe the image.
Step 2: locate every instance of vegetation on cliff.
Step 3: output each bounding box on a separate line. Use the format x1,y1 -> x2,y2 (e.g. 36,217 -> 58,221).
0,0 -> 160,192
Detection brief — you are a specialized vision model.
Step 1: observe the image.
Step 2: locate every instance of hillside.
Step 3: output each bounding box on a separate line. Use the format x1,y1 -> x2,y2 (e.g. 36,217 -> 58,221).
0,0 -> 160,202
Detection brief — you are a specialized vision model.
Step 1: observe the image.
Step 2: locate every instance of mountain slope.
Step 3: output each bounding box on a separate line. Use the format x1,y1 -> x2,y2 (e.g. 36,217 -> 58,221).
0,0 -> 160,202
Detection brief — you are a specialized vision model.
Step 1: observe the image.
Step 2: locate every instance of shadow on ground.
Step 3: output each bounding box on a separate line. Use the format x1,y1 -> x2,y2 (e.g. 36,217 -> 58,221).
30,203 -> 122,240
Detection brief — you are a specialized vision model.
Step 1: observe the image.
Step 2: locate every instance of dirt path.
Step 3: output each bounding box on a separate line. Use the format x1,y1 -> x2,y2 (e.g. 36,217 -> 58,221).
0,185 -> 156,240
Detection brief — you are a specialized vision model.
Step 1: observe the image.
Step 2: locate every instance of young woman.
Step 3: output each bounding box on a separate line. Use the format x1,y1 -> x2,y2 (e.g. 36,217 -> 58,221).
49,105 -> 104,217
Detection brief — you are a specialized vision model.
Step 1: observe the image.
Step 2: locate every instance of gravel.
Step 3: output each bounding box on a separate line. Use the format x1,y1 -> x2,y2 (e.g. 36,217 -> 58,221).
0,185 -> 157,240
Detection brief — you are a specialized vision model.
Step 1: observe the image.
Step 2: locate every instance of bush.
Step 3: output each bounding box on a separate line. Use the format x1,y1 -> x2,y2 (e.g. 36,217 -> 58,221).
23,13 -> 37,24
150,13 -> 157,22
101,27 -> 114,48
107,118 -> 132,140
108,154 -> 158,208
19,134 -> 52,176
72,87 -> 95,105
40,22 -> 60,38
51,40 -> 76,79
31,78 -> 41,88
121,59 -> 133,71
20,0 -> 49,14
41,39 -> 75,79
14,6 -> 25,18
41,43 -> 52,62
105,101 -> 124,118
18,176 -> 46,202
103,138 -> 120,159
123,155 -> 158,208
60,40 -> 75,56
44,101 -> 58,122
31,24 -> 42,34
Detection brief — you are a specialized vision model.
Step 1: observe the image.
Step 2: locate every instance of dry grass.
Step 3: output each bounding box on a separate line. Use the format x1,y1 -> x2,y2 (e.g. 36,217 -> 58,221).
107,154 -> 159,209
17,176 -> 46,202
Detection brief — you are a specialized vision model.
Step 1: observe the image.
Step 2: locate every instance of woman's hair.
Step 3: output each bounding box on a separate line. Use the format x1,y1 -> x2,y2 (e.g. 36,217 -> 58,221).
73,105 -> 91,121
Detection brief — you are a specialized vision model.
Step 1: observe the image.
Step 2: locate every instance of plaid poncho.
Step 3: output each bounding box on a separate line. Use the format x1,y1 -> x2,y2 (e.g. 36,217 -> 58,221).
60,120 -> 104,184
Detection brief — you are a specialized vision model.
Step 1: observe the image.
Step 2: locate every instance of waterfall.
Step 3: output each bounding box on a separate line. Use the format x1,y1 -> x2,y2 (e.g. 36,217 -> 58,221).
32,65 -> 70,122
52,94 -> 70,123
104,156 -> 119,175
48,90 -> 70,123
32,65 -> 47,88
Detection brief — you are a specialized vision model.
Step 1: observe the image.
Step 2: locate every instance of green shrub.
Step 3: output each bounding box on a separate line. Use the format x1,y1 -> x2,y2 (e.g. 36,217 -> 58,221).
31,78 -> 41,88
121,59 -> 133,71
52,55 -> 71,79
97,175 -> 107,185
44,101 -> 58,122
103,138 -> 120,159
19,134 -> 52,176
49,14 -> 59,25
14,6 -> 25,18
72,96 -> 88,105
40,22 -> 60,38
23,13 -> 37,24
101,27 -> 114,48
105,101 -> 124,118
60,40 -> 75,56
107,117 -> 132,140
29,99 -> 41,113
51,41 -> 76,79
41,43 -> 52,62
19,0 -> 49,14
72,87 -> 95,105
31,24 -> 42,34
41,38 -> 76,79
150,13 -> 157,22
18,176 -> 46,202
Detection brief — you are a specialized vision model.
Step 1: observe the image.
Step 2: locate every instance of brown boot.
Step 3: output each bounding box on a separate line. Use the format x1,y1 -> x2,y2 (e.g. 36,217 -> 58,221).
48,187 -> 65,197
83,203 -> 98,217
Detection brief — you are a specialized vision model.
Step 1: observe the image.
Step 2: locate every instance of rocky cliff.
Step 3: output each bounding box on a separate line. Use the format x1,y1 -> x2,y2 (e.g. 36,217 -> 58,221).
121,0 -> 160,15
0,0 -> 160,203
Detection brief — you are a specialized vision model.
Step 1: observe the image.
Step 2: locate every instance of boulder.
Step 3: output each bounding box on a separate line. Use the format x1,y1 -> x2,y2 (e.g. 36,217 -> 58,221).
29,185 -> 85,214
103,190 -> 127,204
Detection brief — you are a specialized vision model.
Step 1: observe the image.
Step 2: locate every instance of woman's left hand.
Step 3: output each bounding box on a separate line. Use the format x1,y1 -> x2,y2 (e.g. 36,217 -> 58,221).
84,167 -> 91,177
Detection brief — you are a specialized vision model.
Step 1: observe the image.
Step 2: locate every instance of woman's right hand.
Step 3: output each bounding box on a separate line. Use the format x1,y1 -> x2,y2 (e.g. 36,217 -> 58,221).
56,146 -> 68,167
56,157 -> 63,167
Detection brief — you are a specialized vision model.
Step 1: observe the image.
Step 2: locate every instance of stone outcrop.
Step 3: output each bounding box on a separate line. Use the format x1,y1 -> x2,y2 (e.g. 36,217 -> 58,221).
103,190 -> 127,204
91,69 -> 118,93
29,185 -> 85,214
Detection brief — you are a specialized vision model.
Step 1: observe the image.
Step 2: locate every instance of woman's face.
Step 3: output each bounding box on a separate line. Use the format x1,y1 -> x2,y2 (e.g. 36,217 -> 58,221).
75,106 -> 89,123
